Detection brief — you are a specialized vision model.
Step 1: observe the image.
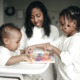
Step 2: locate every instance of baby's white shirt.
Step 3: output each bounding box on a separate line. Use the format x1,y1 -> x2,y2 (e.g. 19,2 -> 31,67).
0,46 -> 20,66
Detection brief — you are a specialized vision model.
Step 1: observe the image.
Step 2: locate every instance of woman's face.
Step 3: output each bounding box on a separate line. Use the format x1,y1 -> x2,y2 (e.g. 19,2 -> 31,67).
31,8 -> 44,28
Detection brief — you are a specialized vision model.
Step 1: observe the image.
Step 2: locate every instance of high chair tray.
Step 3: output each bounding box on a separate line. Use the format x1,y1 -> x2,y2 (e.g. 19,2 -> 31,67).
0,49 -> 54,74
20,61 -> 55,64
0,63 -> 49,74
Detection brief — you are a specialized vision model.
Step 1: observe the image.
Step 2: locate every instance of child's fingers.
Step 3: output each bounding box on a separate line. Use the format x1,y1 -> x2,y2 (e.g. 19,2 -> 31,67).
25,54 -> 35,62
25,48 -> 32,55
24,57 -> 32,62
45,46 -> 51,51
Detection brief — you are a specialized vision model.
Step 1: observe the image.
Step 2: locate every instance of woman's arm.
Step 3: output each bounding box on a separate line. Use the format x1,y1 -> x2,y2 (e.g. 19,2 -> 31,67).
45,44 -> 61,57
25,43 -> 49,54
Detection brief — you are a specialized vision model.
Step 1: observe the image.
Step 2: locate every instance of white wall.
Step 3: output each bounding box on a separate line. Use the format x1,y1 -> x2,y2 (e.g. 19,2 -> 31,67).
0,0 -> 4,25
4,0 -> 80,33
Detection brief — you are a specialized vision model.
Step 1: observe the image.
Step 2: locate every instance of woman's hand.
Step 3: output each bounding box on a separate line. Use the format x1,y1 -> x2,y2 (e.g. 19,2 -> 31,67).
25,45 -> 36,55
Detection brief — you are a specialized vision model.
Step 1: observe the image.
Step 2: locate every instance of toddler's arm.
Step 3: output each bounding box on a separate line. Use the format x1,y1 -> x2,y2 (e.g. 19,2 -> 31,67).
46,44 -> 61,57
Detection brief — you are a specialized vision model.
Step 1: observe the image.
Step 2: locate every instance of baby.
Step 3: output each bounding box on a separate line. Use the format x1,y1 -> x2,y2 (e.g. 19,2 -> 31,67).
0,23 -> 30,66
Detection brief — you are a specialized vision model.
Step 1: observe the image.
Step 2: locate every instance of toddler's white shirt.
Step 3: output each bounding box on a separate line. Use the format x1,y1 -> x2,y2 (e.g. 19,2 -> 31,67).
50,33 -> 80,80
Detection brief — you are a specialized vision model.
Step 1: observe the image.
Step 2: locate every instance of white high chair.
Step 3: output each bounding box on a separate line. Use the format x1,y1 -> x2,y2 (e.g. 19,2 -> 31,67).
0,49 -> 55,80
0,63 -> 49,80
0,73 -> 23,80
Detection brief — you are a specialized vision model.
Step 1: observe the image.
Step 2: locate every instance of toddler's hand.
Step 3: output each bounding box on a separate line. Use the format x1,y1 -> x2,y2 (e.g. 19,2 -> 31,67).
45,45 -> 53,52
43,43 -> 50,51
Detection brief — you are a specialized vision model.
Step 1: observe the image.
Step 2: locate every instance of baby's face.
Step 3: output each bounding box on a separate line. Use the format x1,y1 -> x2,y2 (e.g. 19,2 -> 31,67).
6,31 -> 22,51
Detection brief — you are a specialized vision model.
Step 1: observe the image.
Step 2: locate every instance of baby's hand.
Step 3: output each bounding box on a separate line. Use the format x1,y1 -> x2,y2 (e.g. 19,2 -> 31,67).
23,55 -> 32,62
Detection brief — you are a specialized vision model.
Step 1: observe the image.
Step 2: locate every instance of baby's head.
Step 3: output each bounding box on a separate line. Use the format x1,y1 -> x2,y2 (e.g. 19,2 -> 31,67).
0,23 -> 22,51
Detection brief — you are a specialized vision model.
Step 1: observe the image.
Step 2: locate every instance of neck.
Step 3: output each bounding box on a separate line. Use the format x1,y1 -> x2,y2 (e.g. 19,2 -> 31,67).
67,30 -> 77,37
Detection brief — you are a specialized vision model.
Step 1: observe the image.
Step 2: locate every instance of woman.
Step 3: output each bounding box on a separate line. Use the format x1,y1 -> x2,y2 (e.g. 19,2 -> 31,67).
19,1 -> 59,80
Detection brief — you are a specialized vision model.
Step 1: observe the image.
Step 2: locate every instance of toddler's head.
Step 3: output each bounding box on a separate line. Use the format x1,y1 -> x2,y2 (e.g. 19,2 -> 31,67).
0,23 -> 22,51
66,6 -> 80,31
59,6 -> 80,36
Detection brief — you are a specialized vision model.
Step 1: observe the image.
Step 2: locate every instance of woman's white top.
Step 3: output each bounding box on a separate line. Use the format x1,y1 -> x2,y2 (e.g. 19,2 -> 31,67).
19,25 -> 59,80
19,25 -> 59,49
50,33 -> 80,80
0,46 -> 20,66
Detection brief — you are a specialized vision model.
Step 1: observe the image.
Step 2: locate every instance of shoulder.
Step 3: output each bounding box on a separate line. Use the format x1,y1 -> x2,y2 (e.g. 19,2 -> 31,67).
20,26 -> 27,36
50,25 -> 59,37
21,26 -> 26,32
50,25 -> 58,30
0,46 -> 10,53
0,46 -> 8,51
0,46 -> 11,66
0,46 -> 11,56
72,33 -> 80,41
50,25 -> 59,34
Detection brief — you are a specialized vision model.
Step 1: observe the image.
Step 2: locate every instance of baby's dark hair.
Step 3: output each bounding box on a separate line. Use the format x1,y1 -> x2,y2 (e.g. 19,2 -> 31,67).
0,23 -> 20,45
60,6 -> 80,31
